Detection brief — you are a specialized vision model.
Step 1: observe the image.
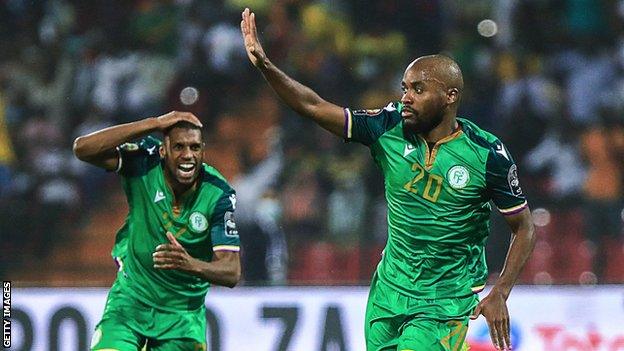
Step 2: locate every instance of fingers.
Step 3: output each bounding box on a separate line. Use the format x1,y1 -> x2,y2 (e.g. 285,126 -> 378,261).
485,317 -> 499,350
158,111 -> 203,129
486,315 -> 511,350
470,305 -> 482,320
154,243 -> 183,252
178,111 -> 203,128
166,232 -> 182,247
153,249 -> 184,269
503,315 -> 512,350
503,319 -> 511,350
251,12 -> 258,41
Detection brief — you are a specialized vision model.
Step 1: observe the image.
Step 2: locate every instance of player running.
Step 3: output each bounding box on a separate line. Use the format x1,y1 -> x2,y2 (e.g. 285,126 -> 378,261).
241,8 -> 535,351
73,111 -> 241,350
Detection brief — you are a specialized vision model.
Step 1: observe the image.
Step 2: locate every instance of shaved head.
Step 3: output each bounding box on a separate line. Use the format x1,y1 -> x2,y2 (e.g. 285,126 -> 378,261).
406,54 -> 464,95
400,54 -> 464,136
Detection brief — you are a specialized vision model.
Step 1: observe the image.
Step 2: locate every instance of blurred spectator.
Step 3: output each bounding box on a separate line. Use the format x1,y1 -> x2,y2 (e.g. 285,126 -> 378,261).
580,124 -> 624,281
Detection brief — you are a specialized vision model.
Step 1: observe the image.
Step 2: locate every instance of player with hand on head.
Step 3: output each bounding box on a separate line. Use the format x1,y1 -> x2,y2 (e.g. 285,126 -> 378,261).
241,8 -> 535,351
73,111 -> 241,351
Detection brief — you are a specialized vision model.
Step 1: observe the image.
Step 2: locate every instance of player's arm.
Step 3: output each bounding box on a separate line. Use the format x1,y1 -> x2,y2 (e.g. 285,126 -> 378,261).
153,232 -> 241,288
241,8 -> 345,137
72,111 -> 203,170
472,208 -> 536,350
492,208 -> 535,300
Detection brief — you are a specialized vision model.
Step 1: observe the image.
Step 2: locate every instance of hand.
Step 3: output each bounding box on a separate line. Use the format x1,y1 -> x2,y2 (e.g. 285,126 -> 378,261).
470,289 -> 512,350
153,232 -> 197,273
240,8 -> 269,69
155,111 -> 203,131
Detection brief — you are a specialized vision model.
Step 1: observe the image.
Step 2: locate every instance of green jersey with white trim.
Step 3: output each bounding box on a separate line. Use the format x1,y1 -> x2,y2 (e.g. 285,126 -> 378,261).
111,136 -> 239,311
345,103 -> 527,299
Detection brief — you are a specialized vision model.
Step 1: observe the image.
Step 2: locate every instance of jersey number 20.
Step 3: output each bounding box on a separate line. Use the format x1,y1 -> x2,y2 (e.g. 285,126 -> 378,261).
403,163 -> 443,202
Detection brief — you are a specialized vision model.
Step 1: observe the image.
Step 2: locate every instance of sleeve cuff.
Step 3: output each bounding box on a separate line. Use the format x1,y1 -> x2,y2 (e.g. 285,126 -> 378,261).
498,200 -> 528,215
213,245 -> 240,252
114,146 -> 123,173
343,108 -> 352,141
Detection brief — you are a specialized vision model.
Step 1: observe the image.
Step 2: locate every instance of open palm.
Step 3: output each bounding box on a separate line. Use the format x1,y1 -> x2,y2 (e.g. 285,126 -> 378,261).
240,8 -> 268,69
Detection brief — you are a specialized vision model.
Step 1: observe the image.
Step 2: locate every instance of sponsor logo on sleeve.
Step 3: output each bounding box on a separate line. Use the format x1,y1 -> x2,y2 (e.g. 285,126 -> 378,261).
495,142 -> 510,160
229,194 -> 237,210
224,211 -> 238,237
447,165 -> 470,189
120,142 -> 139,151
508,164 -> 523,196
352,108 -> 383,116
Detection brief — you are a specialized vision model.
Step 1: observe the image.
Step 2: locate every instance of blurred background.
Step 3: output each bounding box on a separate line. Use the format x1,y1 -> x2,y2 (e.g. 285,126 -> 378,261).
1,0 -> 623,289
3,1 -> 624,350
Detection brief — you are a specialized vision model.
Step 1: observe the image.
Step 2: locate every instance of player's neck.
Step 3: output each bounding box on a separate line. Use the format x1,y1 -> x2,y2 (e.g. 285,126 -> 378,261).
164,171 -> 199,204
170,182 -> 197,203
420,116 -> 458,143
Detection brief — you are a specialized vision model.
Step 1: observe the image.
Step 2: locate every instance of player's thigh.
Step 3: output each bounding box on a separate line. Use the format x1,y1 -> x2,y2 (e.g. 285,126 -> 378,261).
90,318 -> 145,351
146,338 -> 206,351
398,319 -> 469,351
365,293 -> 402,350
365,274 -> 409,351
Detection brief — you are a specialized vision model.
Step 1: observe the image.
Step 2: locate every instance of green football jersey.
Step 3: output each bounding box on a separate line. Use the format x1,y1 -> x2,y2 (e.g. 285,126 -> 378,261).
345,103 -> 527,299
110,136 -> 239,311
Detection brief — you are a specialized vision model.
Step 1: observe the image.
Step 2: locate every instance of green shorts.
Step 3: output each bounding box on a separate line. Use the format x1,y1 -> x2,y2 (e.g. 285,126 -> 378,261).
365,273 -> 478,351
91,283 -> 207,351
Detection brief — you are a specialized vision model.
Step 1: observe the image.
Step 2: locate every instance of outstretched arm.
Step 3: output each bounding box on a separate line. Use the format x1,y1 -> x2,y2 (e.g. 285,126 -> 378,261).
471,208 -> 536,350
72,111 -> 203,170
241,8 -> 345,137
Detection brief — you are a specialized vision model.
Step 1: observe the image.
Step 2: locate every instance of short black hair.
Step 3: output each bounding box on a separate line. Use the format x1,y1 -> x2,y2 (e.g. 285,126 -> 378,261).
163,120 -> 202,137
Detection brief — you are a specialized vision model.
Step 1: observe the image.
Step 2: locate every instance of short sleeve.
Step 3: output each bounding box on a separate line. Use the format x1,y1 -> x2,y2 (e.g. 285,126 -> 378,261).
117,136 -> 162,177
486,141 -> 528,215
210,191 -> 240,252
345,102 -> 402,146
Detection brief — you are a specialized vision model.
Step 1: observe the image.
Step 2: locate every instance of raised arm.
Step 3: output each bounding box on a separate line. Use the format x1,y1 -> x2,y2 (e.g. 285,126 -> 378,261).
72,111 -> 203,170
241,8 -> 345,137
471,207 -> 536,350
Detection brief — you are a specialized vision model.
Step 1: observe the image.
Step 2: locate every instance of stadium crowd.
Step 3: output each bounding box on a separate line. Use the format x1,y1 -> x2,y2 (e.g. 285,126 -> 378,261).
1,0 -> 623,285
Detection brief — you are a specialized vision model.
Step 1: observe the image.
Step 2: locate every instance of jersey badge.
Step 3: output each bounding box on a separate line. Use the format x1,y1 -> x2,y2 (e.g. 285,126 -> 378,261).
224,211 -> 239,237
403,143 -> 416,157
189,212 -> 209,232
507,164 -> 523,196
154,190 -> 165,203
447,165 -> 470,189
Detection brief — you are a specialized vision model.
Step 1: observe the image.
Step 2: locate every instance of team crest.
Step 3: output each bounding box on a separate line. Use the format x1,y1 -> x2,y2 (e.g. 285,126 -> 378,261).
507,164 -> 523,196
447,165 -> 470,189
189,212 -> 209,232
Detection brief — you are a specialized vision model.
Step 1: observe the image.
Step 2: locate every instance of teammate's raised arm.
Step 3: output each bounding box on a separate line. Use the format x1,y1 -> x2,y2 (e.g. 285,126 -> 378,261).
72,111 -> 202,170
241,8 -> 345,137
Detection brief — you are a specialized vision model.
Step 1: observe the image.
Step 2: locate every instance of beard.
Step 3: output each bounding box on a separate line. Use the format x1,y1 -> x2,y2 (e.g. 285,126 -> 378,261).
403,109 -> 444,135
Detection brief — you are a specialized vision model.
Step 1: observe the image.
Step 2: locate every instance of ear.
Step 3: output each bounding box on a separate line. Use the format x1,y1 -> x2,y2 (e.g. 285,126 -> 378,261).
159,145 -> 165,158
447,88 -> 460,104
